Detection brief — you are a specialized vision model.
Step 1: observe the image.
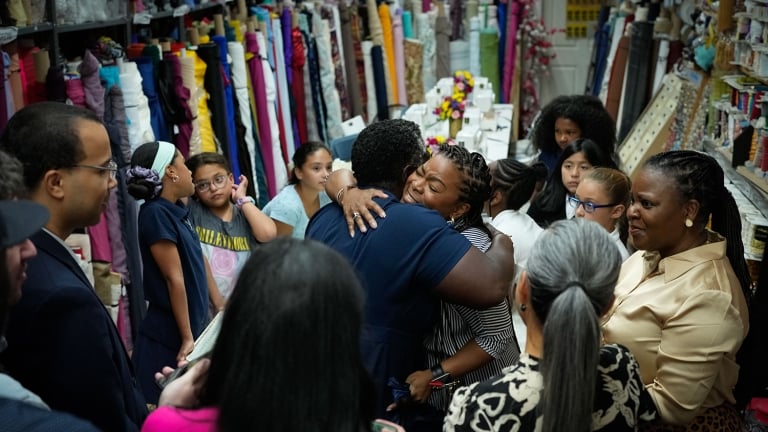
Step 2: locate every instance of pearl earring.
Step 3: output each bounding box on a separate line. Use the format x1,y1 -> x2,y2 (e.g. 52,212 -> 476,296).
685,218 -> 693,228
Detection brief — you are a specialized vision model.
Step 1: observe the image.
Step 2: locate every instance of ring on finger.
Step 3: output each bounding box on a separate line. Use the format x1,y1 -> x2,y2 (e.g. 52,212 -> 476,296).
353,211 -> 361,219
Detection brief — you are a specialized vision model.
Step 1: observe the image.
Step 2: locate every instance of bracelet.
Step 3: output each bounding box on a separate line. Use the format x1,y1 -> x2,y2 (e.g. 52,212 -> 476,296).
335,184 -> 357,205
235,196 -> 255,208
430,363 -> 451,383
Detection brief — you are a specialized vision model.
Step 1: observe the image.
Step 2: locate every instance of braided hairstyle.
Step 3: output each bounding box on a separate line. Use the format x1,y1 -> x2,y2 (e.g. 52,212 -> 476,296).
643,151 -> 752,303
436,145 -> 492,234
529,95 -> 617,158
490,159 -> 549,211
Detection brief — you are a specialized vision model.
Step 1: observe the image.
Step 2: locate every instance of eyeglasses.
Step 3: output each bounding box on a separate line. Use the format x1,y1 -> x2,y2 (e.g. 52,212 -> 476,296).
195,174 -> 228,193
74,160 -> 118,179
568,196 -> 619,213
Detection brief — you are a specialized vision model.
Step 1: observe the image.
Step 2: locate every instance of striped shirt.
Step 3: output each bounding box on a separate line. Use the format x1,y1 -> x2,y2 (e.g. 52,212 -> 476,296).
424,227 -> 520,411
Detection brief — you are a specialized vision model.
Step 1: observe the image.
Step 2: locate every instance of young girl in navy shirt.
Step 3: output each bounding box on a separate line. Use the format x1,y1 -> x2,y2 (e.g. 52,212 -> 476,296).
126,141 -> 222,405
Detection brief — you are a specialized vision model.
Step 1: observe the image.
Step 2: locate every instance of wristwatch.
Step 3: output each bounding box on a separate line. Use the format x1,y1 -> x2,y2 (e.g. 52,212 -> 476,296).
235,196 -> 255,208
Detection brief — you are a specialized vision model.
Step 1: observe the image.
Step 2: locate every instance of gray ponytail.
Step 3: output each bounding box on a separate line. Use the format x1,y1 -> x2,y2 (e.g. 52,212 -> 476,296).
526,219 -> 622,432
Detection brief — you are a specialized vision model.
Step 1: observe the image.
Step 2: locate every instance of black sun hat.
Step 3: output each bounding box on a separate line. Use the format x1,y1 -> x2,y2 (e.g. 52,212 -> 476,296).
0,200 -> 49,248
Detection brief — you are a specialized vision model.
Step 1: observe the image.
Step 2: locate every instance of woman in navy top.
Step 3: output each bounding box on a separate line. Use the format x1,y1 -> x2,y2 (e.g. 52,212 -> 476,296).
127,141 -> 219,405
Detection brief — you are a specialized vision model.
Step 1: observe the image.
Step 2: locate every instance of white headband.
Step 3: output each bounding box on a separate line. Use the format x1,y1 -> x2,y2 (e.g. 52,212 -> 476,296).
151,141 -> 177,178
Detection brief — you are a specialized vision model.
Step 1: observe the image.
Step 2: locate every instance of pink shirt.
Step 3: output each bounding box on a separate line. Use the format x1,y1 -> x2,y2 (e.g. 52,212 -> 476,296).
141,406 -> 219,432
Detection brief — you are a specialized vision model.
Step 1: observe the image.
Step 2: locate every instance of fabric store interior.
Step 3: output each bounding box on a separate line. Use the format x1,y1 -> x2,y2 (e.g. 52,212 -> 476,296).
2,0 -> 768,429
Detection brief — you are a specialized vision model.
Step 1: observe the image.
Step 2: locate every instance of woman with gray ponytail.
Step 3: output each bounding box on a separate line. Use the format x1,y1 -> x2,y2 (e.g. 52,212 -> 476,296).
445,219 -> 657,431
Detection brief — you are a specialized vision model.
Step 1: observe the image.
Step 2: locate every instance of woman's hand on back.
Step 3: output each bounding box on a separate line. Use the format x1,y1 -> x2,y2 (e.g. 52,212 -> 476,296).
341,187 -> 388,237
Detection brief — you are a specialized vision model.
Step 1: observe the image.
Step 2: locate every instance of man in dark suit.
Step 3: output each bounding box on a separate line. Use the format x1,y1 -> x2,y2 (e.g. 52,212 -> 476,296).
0,102 -> 148,431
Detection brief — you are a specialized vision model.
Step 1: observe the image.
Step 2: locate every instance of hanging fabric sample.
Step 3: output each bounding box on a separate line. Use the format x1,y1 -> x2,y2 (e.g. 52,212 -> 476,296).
198,42 -> 230,159
120,61 -> 155,153
212,34 -> 242,179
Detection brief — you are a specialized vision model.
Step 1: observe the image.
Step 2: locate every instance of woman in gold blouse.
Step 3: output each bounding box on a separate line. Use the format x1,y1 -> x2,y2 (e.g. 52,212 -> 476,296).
601,151 -> 751,430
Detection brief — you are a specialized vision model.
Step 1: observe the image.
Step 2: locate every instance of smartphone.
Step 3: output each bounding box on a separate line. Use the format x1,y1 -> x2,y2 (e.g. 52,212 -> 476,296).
155,352 -> 211,389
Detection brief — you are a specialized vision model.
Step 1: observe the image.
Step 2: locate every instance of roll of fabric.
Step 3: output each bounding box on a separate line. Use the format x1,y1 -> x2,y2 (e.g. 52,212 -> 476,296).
393,7 -> 407,107
450,0 -> 462,40
469,16 -> 481,77
292,26 -> 309,143
256,30 -> 288,195
180,54 -> 202,156
135,56 -> 171,142
300,9 -> 326,143
120,60 -> 155,153
0,54 -> 7,128
502,1 -> 519,104
8,52 -> 23,114
402,10 -> 413,39
322,5 -> 350,122
281,8 -> 301,152
379,2 -> 396,106
417,12 -> 436,92
166,53 -> 193,159
314,15 -> 343,140
480,29 -> 500,102
339,1 -> 363,118
435,11 -> 451,79
79,50 -> 105,119
404,39 -> 424,104
190,49 -> 215,153
246,30 -> 278,198
497,1 -> 507,98
4,53 -> 14,117
197,42 -> 230,158
228,40 -> 257,199
212,35 -> 241,179
65,78 -> 86,107
350,5 -> 368,122
367,0 -> 384,46
271,18 -> 297,162
371,44 -> 389,121
362,40 -> 378,124
101,65 -> 132,162
450,40 -> 470,74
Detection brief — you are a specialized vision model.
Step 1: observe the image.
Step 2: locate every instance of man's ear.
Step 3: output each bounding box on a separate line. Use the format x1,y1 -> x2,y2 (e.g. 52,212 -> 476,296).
42,170 -> 66,199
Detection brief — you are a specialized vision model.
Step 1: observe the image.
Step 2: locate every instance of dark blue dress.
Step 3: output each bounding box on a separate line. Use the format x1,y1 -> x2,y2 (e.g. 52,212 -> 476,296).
133,198 -> 209,404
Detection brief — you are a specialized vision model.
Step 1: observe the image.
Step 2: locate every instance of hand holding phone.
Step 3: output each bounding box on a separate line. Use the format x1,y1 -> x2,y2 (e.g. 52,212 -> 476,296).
155,355 -> 212,408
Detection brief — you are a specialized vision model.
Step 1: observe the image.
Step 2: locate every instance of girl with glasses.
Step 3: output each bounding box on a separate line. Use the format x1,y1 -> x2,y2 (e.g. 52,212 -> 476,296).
185,153 -> 276,307
263,142 -> 334,239
571,167 -> 631,261
527,138 -> 617,228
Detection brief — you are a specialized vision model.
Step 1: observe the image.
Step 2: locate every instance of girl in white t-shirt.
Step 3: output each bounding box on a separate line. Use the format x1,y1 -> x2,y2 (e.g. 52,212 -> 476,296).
570,167 -> 631,261
487,159 -> 548,269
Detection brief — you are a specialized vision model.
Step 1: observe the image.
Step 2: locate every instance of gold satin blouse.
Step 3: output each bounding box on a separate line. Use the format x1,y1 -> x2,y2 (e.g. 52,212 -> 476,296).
601,231 -> 749,425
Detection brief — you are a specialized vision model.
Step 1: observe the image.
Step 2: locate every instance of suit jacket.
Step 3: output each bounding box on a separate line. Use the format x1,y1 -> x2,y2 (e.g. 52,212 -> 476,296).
0,397 -> 100,432
1,230 -> 147,432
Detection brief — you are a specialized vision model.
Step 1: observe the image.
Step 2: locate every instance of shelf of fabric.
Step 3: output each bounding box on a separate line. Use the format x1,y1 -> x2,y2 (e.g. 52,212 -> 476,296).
16,23 -> 54,36
706,141 -> 768,215
56,18 -> 129,34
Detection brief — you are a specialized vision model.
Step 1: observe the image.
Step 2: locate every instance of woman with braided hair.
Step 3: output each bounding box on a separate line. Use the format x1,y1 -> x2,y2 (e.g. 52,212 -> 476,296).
601,150 -> 751,430
325,145 -> 518,428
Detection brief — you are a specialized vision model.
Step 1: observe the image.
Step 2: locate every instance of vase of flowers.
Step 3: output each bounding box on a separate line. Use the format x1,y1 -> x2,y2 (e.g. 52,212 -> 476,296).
433,71 -> 475,138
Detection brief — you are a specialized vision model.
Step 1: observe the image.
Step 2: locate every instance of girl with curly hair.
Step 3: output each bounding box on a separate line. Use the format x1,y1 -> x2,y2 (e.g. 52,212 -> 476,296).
530,95 -> 618,175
